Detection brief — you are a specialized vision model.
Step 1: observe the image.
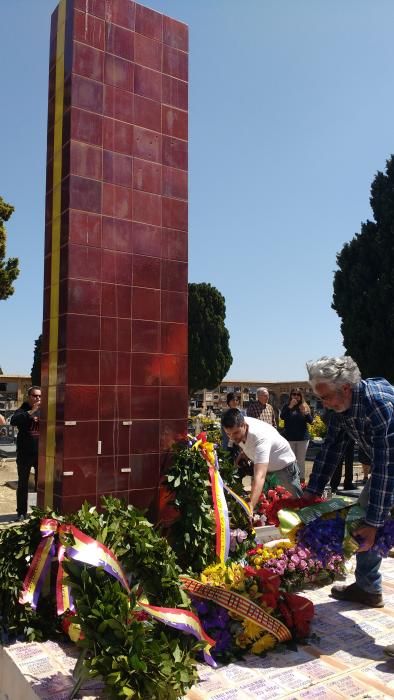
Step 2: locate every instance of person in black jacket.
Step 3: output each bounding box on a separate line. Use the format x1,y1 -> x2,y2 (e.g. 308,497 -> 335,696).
10,385 -> 41,520
280,388 -> 313,481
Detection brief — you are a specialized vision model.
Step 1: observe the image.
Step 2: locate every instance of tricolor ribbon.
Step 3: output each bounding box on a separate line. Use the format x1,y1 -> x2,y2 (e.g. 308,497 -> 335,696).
193,433 -> 231,562
19,518 -> 216,665
138,598 -> 216,667
180,576 -> 291,643
223,483 -> 252,518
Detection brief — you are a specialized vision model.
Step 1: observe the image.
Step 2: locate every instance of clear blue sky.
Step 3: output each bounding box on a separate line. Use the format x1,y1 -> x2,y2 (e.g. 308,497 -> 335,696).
1,0 -> 394,381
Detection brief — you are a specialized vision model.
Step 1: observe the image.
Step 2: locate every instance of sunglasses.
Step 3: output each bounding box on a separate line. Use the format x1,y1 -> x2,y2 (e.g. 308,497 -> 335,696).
291,393 -> 301,397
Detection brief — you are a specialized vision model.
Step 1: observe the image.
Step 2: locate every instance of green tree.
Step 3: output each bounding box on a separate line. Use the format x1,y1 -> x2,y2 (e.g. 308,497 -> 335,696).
31,334 -> 42,386
0,197 -> 19,300
188,282 -> 232,395
332,156 -> 394,381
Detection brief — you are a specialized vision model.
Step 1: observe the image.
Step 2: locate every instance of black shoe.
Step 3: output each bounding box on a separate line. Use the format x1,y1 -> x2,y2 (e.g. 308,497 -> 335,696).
343,483 -> 357,490
384,644 -> 394,658
15,514 -> 26,522
331,582 -> 384,607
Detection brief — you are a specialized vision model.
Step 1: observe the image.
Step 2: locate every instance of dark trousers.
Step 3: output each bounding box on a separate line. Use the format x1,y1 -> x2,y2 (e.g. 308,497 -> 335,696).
16,460 -> 37,516
330,442 -> 354,491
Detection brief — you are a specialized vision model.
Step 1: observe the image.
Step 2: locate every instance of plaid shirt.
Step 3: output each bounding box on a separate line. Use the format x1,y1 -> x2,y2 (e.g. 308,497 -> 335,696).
246,401 -> 277,428
308,378 -> 394,527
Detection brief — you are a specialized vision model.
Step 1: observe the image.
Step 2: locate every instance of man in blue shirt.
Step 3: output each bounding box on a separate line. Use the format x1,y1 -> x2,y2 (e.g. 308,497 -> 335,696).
304,355 -> 394,610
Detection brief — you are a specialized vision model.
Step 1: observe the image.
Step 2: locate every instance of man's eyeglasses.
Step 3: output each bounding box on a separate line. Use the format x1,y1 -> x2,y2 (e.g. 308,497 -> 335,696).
31,394 -> 41,398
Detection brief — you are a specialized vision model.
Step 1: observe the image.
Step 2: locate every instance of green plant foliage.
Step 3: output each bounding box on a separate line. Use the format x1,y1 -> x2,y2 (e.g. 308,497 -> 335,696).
332,155 -> 394,381
0,196 -> 19,300
188,282 -> 232,395
163,442 -> 254,574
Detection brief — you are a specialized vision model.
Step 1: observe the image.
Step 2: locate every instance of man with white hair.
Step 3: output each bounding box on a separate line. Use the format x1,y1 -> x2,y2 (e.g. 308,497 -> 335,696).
247,387 -> 277,427
304,355 -> 394,616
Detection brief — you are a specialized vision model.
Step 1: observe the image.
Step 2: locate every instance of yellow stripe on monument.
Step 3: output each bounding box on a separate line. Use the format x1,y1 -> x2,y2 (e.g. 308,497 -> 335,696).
45,0 -> 66,507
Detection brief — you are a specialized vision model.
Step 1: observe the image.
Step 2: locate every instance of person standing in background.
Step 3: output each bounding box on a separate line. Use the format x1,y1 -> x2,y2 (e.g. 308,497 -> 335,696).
247,387 -> 277,427
10,386 -> 41,521
280,388 -> 313,480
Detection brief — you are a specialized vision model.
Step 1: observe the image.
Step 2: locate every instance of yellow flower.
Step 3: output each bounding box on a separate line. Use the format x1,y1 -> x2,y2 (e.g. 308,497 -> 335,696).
226,563 -> 245,591
251,633 -> 276,654
243,619 -> 263,640
201,563 -> 227,586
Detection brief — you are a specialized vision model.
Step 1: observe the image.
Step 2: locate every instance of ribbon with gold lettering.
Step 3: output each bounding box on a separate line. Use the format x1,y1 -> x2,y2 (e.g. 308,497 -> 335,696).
180,576 -> 291,642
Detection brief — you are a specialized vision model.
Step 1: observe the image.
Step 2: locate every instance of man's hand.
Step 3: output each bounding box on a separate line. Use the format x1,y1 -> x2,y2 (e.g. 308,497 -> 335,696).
352,524 -> 377,552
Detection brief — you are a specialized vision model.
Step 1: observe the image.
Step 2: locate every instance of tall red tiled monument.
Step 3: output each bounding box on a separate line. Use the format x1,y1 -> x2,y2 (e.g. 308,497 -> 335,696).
39,0 -> 188,514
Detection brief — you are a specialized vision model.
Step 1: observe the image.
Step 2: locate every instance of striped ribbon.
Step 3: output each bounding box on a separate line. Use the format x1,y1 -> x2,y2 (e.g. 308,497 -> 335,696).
19,518 -> 216,665
180,576 -> 291,642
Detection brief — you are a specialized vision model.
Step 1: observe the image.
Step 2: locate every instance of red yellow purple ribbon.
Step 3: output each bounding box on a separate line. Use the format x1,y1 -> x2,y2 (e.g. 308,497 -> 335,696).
138,598 -> 216,667
223,483 -> 252,518
180,576 -> 291,642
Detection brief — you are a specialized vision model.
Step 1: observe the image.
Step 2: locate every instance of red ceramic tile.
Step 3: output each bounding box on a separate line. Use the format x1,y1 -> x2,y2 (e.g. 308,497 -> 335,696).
43,286 -> 50,321
162,227 -> 187,261
128,488 -> 157,510
99,384 -> 130,418
160,386 -> 188,418
101,283 -> 132,317
132,190 -> 161,226
102,216 -> 133,252
105,0 -> 135,30
61,458 -> 98,497
160,418 -> 187,451
134,33 -> 162,71
74,0 -> 105,19
161,259 -> 187,292
161,322 -> 187,354
70,141 -> 102,180
98,422 -> 132,456
161,291 -> 187,323
100,350 -> 131,384
71,108 -> 103,147
42,320 -> 50,353
68,278 -> 101,315
64,385 -> 99,421
130,419 -> 160,453
163,16 -> 188,52
133,254 -> 160,288
72,74 -> 103,113
101,316 -> 132,352
67,243 -> 102,281
97,456 -> 129,491
133,94 -> 161,132
162,197 -> 187,231
48,65 -> 56,103
135,4 -> 162,40
160,354 -> 187,386
130,386 -> 160,418
73,10 -> 105,49
103,150 -> 132,187
162,165 -> 187,199
163,45 -> 188,81
133,158 -> 161,194
63,313 -> 101,350
63,421 -> 99,458
102,116 -> 133,154
131,353 -> 161,386
161,105 -> 188,140
133,126 -> 162,163
69,210 -> 102,247
104,54 -> 134,91
162,75 -> 188,111
73,41 -> 104,82
132,286 -> 160,320
134,64 -> 162,102
105,22 -> 134,60
103,183 -> 133,219
130,452 -> 160,488
65,349 -> 100,384
132,319 -> 160,352
68,175 -> 102,213
162,135 -> 187,170
102,250 -> 133,284
103,85 -> 134,123
132,222 -> 161,257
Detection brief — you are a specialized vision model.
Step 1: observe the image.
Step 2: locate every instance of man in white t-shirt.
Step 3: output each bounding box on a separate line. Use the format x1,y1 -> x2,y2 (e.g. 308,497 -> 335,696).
221,409 -> 303,511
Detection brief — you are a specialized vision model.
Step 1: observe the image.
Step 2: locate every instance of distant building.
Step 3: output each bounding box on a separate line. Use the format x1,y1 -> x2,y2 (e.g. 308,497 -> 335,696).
190,379 -> 322,417
0,374 -> 31,420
